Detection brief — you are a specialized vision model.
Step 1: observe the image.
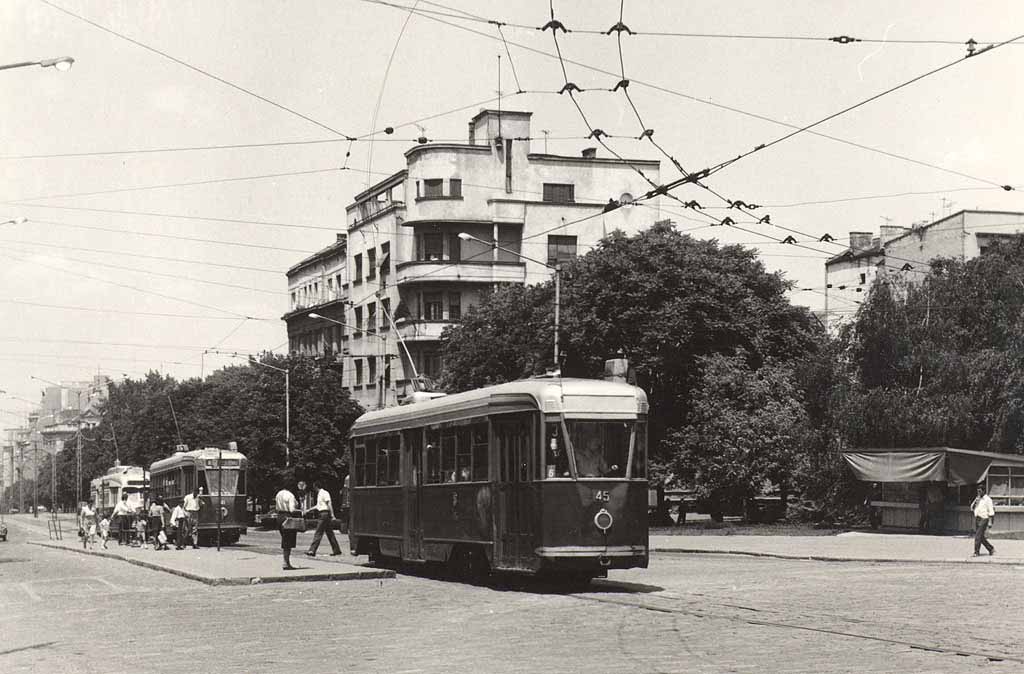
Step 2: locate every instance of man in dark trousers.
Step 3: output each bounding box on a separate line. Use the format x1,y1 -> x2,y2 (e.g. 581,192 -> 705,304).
971,484 -> 996,557
305,479 -> 342,557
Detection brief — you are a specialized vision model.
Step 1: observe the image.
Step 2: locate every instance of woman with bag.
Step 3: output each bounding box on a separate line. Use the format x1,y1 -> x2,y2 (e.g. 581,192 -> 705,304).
275,483 -> 303,570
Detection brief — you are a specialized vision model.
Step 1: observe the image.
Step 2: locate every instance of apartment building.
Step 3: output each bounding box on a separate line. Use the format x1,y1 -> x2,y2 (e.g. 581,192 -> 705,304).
283,108 -> 661,410
823,210 -> 1024,330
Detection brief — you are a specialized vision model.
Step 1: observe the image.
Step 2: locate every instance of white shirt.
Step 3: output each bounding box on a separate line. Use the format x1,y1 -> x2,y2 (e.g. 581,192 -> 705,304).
275,489 -> 298,513
170,505 -> 187,522
314,488 -> 334,517
183,493 -> 201,512
112,500 -> 132,516
973,494 -> 995,519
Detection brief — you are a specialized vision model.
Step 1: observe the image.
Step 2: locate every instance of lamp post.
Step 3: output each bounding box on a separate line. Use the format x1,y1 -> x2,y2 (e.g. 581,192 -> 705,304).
458,232 -> 562,367
246,357 -> 290,466
0,56 -> 74,72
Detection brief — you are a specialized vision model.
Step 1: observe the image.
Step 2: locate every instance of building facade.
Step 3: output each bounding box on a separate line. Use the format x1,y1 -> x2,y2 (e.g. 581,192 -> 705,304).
283,109 -> 662,410
823,210 -> 1024,331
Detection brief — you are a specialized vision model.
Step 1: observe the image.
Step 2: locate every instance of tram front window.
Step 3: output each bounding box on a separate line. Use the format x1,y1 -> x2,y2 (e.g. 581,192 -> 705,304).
205,470 -> 239,495
567,421 -> 631,478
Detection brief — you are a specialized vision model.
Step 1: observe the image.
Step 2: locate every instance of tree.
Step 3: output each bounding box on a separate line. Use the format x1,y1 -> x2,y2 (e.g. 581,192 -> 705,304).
667,354 -> 809,519
441,221 -> 821,476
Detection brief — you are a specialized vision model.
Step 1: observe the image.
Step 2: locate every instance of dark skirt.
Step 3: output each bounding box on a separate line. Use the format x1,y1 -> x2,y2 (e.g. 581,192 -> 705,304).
277,512 -> 297,550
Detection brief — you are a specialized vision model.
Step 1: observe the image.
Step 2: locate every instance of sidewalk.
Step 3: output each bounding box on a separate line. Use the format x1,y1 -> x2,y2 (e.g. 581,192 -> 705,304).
26,533 -> 394,586
651,530 -> 1024,564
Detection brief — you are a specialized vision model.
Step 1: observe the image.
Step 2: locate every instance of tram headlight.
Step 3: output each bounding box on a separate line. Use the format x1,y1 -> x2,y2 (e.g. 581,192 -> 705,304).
594,508 -> 613,532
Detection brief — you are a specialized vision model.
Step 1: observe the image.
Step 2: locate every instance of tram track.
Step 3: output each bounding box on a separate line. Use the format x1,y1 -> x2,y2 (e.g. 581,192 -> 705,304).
571,585 -> 1022,665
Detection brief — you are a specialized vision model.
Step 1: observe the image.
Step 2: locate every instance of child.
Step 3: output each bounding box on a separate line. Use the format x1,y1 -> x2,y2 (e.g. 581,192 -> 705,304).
156,527 -> 169,551
98,516 -> 110,549
135,514 -> 148,549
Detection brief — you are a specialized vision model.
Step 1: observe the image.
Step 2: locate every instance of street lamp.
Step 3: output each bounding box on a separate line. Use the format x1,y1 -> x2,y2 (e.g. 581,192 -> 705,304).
0,56 -> 74,72
246,357 -> 290,466
458,232 -> 562,367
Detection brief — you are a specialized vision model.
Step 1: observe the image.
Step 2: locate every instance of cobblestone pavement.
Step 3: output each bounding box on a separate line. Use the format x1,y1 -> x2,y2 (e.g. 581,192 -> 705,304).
1,520 -> 1022,673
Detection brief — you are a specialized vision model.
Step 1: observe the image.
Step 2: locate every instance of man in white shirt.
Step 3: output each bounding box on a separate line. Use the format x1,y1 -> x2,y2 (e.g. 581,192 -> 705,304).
971,484 -> 996,557
275,485 -> 300,570
182,488 -> 203,550
111,494 -> 133,545
305,479 -> 342,557
170,504 -> 188,550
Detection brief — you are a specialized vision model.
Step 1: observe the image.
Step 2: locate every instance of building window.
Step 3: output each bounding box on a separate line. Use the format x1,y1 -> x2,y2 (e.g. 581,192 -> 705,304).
859,273 -> 867,285
380,242 -> 390,278
543,183 -> 575,203
355,359 -> 364,386
448,233 -> 461,262
354,306 -> 363,333
367,302 -> 377,333
988,466 -> 1024,506
423,178 -> 444,198
547,235 -> 578,267
423,293 -> 443,320
422,233 -> 444,261
381,298 -> 391,326
367,249 -> 377,280
290,292 -> 296,309
354,254 -> 363,283
448,293 -> 461,320
368,356 -> 377,387
450,178 -> 462,198
422,351 -> 442,377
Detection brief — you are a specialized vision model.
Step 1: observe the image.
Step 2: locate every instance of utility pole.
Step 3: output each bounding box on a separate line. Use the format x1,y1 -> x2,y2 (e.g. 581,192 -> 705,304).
33,436 -> 38,518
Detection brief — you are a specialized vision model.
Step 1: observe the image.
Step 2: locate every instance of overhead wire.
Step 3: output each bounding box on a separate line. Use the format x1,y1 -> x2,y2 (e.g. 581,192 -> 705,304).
366,0 -> 1015,189
0,298 -> 264,321
38,0 -> 358,140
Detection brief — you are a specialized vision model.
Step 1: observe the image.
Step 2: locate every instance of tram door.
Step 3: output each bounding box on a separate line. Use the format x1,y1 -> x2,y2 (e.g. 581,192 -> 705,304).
402,429 -> 424,561
493,415 -> 534,571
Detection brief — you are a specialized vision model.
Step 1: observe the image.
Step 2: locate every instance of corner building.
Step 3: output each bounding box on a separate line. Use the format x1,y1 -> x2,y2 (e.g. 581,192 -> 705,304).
285,109 -> 661,410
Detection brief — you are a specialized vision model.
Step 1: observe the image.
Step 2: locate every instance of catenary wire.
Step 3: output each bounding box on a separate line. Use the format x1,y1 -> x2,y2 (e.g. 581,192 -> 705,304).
0,298 -> 265,321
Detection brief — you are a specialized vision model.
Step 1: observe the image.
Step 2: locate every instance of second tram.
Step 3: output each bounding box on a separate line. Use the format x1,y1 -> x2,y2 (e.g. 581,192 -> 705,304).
90,463 -> 148,538
348,375 -> 649,582
149,446 -> 249,545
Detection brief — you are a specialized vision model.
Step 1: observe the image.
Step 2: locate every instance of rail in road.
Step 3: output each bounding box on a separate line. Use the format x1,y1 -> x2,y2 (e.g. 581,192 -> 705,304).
572,582 -> 1020,665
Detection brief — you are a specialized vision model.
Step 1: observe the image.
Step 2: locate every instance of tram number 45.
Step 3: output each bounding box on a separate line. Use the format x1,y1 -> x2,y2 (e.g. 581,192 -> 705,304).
594,490 -> 610,503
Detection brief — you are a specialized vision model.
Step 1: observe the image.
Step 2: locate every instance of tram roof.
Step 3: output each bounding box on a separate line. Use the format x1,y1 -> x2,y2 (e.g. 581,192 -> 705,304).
150,447 -> 247,473
351,377 -> 648,437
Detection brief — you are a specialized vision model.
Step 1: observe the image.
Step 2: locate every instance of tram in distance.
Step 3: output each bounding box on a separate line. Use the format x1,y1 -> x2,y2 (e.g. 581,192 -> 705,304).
348,372 -> 649,583
148,446 -> 249,545
91,463 -> 148,536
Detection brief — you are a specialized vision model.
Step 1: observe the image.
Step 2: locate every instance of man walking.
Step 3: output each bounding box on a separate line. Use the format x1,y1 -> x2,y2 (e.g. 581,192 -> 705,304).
305,479 -> 342,557
170,502 -> 188,550
971,484 -> 996,557
183,487 -> 203,549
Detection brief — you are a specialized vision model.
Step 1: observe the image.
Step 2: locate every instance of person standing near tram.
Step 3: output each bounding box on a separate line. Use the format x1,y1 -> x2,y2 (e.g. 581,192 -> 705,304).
971,484 -> 996,557
111,493 -> 133,545
182,487 -> 203,549
275,483 -> 301,570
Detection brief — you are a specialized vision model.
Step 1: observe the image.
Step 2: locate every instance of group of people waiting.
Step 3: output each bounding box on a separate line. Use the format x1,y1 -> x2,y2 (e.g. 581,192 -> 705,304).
77,488 -> 205,551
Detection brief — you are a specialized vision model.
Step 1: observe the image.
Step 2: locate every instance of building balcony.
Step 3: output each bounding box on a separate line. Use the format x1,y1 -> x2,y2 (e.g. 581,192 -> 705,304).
394,260 -> 525,285
394,319 -> 450,342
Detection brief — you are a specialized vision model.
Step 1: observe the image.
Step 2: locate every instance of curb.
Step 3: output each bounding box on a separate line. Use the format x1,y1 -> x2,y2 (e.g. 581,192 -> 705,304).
651,547 -> 1023,565
29,541 -> 395,585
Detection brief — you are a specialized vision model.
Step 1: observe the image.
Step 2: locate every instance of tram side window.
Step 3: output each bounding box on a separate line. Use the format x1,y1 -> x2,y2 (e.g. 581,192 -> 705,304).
237,470 -> 246,495
425,429 -> 441,483
455,427 -> 472,481
544,422 -> 571,479
633,422 -> 647,478
353,440 -> 370,487
441,431 -> 457,482
183,466 -> 196,494
376,435 -> 400,486
471,423 -> 489,481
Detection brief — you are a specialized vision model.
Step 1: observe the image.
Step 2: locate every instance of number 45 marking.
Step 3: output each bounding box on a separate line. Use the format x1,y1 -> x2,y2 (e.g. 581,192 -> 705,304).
595,490 -> 610,502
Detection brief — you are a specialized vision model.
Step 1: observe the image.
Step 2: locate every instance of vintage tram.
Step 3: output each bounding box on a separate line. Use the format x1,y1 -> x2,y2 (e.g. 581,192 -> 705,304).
90,463 -> 148,539
348,375 -> 649,582
148,446 -> 249,546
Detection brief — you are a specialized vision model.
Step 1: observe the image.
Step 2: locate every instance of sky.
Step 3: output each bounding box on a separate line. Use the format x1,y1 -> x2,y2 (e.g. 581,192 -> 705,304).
1,0 -> 1023,411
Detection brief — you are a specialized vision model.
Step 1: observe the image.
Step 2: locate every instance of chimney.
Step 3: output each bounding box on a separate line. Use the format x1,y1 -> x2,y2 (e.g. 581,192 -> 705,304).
581,147 -> 597,159
880,225 -> 909,242
849,231 -> 873,252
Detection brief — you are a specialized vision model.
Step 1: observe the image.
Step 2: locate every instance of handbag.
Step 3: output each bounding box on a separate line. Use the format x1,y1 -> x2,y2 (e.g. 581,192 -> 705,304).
281,517 -> 306,531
